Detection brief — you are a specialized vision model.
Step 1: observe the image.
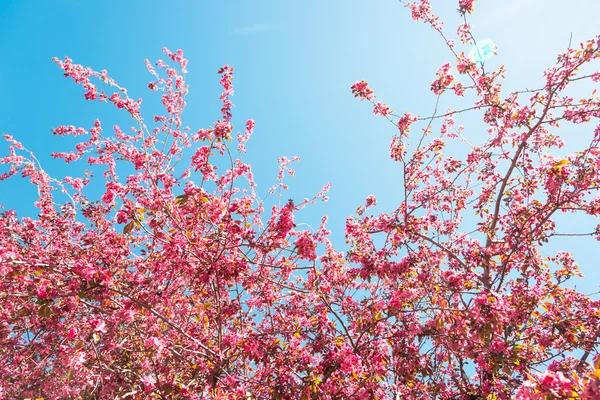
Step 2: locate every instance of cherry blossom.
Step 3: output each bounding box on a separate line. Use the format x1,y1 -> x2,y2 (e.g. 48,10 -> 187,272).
1,2 -> 600,399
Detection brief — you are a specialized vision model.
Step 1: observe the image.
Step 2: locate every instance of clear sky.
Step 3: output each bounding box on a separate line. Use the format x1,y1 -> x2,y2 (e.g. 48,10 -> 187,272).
1,0 -> 599,292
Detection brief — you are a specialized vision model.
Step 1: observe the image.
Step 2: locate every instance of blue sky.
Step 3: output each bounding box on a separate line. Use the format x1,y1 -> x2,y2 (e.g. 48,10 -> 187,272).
1,0 -> 599,292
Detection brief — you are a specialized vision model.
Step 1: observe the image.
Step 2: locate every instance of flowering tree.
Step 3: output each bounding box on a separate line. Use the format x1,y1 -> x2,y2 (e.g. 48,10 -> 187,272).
349,1 -> 600,398
1,0 -> 600,398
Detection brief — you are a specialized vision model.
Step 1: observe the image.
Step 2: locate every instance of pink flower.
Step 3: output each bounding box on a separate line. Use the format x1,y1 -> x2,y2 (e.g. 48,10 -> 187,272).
213,119 -> 233,140
92,319 -> 107,333
67,327 -> 78,339
294,231 -> 317,261
397,112 -> 418,133
351,80 -> 375,101
458,0 -> 475,15
456,52 -> 476,73
365,194 -> 377,208
453,82 -> 465,96
409,0 -> 432,22
273,200 -> 296,239
237,119 -> 255,153
456,24 -> 471,44
431,63 -> 455,95
141,375 -> 157,392
373,101 -> 392,117
2,134 -> 24,149
339,345 -> 362,376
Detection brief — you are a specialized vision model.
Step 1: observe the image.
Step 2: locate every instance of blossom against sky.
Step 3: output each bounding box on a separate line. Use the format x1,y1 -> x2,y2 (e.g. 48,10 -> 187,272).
1,0 -> 599,291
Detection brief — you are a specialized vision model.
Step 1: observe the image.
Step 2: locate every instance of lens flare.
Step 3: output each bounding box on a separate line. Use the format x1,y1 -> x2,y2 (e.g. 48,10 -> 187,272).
468,39 -> 497,64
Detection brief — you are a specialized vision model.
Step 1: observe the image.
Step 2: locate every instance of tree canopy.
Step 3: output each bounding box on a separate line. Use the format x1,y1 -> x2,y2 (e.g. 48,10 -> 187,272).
1,1 -> 600,398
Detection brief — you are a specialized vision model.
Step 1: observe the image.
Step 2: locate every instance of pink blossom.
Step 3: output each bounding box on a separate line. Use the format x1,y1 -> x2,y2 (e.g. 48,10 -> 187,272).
431,62 -> 455,95
351,80 -> 375,101
397,111 -> 418,133
409,0 -> 432,22
67,327 -> 78,339
373,101 -> 393,117
365,194 -> 377,208
92,319 -> 107,333
453,82 -> 465,96
294,231 -> 317,261
457,23 -> 471,44
140,375 -> 157,392
458,0 -> 475,14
